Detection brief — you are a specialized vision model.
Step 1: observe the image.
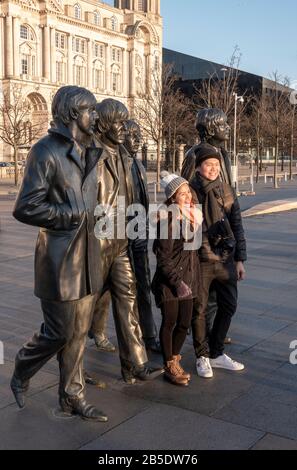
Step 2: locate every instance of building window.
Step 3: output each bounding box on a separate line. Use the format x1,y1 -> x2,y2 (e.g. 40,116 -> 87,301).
111,16 -> 117,31
111,47 -> 121,63
73,37 -> 86,54
94,43 -> 104,58
21,54 -> 36,76
138,0 -> 147,11
21,56 -> 29,75
93,66 -> 105,91
20,25 -> 34,41
94,11 -> 101,26
55,32 -> 66,50
74,4 -> 81,20
56,61 -> 65,83
20,25 -> 28,40
73,56 -> 86,86
75,66 -> 84,86
111,67 -> 121,93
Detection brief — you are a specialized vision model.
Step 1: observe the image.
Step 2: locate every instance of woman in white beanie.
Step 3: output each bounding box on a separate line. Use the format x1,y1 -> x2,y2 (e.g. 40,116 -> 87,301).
152,172 -> 203,387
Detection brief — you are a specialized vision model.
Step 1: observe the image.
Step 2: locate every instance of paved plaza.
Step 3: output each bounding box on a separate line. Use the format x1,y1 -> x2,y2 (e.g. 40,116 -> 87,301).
0,190 -> 297,450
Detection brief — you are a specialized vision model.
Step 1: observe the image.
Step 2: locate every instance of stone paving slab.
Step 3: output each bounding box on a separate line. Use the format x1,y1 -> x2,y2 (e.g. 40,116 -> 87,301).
0,385 -> 152,450
242,200 -> 297,218
80,403 -> 264,451
252,434 -> 297,450
227,313 -> 292,352
1,201 -> 297,450
213,388 -> 297,441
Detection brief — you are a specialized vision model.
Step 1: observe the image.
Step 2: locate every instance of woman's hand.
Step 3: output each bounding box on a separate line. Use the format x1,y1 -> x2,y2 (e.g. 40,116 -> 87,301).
236,261 -> 246,281
177,281 -> 192,298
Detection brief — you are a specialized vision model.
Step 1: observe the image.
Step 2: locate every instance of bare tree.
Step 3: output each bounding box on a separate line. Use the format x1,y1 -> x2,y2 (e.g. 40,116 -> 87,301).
162,86 -> 195,172
134,64 -> 169,186
290,102 -> 296,180
193,46 -> 249,120
0,84 -> 44,186
265,72 -> 291,188
246,95 -> 270,182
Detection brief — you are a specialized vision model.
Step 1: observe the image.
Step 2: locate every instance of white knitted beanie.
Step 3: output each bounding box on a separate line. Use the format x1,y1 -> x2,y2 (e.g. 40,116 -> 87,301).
160,171 -> 189,200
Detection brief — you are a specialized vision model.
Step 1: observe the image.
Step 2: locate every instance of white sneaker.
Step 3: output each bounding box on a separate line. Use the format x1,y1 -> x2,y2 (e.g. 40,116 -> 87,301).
210,354 -> 245,371
196,356 -> 214,378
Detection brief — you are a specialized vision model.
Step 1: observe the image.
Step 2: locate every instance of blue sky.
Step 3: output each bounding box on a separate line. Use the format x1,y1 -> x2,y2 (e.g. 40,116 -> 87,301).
161,0 -> 297,82
104,0 -> 297,83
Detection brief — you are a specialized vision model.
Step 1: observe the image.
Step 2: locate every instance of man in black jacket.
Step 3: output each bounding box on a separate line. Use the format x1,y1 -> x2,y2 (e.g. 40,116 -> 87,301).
182,108 -> 233,342
10,86 -> 108,422
190,144 -> 247,378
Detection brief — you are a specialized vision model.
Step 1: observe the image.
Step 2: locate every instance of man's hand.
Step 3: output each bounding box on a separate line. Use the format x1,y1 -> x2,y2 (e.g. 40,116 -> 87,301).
236,261 -> 246,281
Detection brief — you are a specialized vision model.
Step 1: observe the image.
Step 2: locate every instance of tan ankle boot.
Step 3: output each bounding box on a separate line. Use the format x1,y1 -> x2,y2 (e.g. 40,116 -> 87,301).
164,359 -> 189,386
173,355 -> 191,381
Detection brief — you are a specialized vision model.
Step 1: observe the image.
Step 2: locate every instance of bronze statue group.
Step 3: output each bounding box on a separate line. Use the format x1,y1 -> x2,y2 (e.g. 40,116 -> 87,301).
10,86 -> 247,423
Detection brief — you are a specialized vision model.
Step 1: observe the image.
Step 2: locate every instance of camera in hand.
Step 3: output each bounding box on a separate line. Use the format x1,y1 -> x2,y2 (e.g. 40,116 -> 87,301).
208,217 -> 236,260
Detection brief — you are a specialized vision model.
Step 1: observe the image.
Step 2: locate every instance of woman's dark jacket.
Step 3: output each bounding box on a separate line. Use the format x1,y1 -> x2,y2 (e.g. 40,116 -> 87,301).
152,213 -> 201,307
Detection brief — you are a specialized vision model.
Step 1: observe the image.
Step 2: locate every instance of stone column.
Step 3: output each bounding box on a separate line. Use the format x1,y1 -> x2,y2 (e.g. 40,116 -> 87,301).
43,25 -> 50,80
5,15 -> 14,77
67,33 -> 73,84
13,16 -> 20,77
122,48 -> 127,96
129,48 -> 135,97
177,144 -> 186,174
50,26 -> 56,83
105,44 -> 110,92
144,52 -> 152,93
87,39 -> 92,89
0,15 -> 4,78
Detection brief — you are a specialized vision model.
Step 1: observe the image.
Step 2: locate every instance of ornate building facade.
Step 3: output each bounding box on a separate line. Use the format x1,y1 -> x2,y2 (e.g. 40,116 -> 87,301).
0,0 -> 162,160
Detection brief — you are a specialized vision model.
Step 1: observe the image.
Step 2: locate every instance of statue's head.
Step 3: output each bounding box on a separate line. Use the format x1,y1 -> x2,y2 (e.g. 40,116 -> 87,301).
51,86 -> 97,136
195,108 -> 230,144
96,99 -> 129,145
124,120 -> 142,156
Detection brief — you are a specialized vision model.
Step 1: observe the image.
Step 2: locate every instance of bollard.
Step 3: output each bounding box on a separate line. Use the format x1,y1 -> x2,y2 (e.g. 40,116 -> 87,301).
264,173 -> 267,184
285,172 -> 287,182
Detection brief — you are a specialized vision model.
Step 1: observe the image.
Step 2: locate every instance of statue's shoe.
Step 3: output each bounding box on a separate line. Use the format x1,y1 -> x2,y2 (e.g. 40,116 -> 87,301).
10,374 -> 29,409
60,396 -> 108,422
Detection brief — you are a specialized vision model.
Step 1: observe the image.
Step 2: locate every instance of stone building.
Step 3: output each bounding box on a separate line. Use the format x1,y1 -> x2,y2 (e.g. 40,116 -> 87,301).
0,0 -> 162,161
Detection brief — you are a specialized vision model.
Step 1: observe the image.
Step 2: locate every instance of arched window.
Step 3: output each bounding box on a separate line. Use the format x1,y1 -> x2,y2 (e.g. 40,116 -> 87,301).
73,56 -> 86,86
93,60 -> 105,91
94,11 -> 101,26
111,16 -> 117,31
20,24 -> 35,41
56,52 -> 66,83
111,64 -> 121,94
19,25 -> 37,78
74,4 -> 81,20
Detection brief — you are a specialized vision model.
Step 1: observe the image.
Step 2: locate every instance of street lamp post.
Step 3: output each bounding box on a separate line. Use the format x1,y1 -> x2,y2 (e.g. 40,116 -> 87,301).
233,92 -> 244,191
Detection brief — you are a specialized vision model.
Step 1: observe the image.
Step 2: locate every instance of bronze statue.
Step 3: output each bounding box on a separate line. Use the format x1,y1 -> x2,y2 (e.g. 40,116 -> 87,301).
182,108 -> 232,185
10,86 -> 108,422
89,99 -> 163,384
89,119 -> 161,354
